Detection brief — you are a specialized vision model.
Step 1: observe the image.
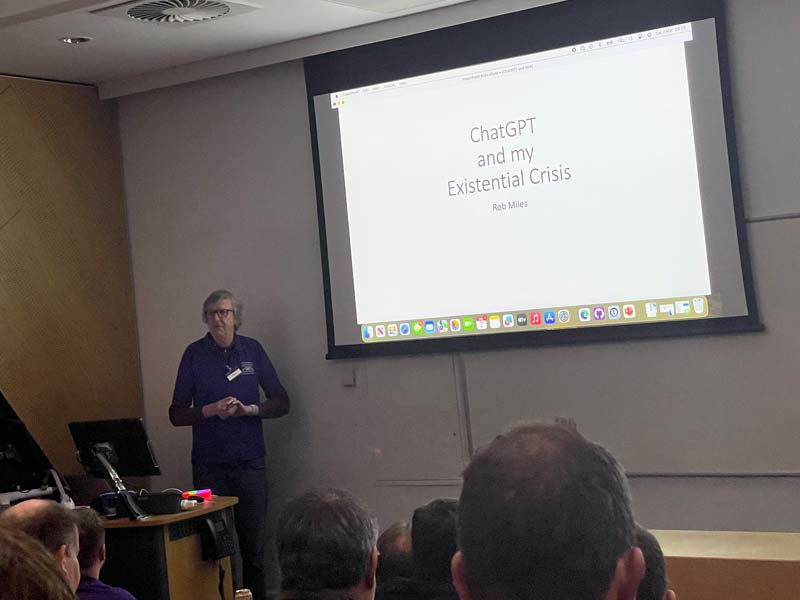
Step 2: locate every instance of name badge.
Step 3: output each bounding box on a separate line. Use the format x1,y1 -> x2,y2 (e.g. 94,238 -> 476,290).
226,368 -> 243,382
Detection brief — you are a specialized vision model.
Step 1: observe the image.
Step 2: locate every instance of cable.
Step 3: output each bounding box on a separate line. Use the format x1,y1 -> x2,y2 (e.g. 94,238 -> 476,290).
217,561 -> 226,600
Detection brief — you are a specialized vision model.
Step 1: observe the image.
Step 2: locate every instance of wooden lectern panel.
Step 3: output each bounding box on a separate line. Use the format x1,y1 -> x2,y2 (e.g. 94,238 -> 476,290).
164,527 -> 233,600
653,530 -> 800,600
104,496 -> 237,600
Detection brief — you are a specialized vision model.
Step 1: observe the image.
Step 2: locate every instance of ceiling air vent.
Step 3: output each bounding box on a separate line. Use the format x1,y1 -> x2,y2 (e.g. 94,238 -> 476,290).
128,1 -> 229,23
91,0 -> 261,26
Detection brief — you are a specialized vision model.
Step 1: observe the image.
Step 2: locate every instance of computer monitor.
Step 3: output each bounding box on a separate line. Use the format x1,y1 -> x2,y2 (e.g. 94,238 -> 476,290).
69,418 -> 160,478
69,418 -> 160,519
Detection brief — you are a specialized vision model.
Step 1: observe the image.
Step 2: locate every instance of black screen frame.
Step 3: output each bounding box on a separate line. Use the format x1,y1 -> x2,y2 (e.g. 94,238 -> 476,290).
305,0 -> 763,360
69,418 -> 161,478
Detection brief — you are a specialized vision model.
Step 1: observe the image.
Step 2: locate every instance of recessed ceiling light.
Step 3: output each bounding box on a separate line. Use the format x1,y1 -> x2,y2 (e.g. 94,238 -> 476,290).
60,36 -> 93,44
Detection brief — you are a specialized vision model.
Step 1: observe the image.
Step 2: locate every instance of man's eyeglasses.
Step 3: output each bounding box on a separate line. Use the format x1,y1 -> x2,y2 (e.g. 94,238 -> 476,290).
207,309 -> 234,319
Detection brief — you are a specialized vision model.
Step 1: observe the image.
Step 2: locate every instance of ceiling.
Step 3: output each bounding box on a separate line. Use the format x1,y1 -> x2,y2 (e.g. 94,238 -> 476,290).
0,0 -> 478,89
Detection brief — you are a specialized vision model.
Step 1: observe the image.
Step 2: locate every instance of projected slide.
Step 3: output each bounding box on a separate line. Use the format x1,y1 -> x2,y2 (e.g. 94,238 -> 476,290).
336,33 -> 709,324
309,14 -> 755,354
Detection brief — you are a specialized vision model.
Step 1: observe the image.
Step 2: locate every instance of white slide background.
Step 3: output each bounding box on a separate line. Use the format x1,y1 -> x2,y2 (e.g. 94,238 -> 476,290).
338,41 -> 711,324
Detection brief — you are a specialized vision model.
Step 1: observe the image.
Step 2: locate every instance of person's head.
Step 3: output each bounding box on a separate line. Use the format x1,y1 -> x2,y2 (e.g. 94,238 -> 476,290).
73,507 -> 106,575
376,521 -> 413,582
202,289 -> 242,347
0,526 -> 75,600
0,499 -> 81,592
635,526 -> 677,600
412,498 -> 458,584
277,488 -> 379,600
452,423 -> 644,600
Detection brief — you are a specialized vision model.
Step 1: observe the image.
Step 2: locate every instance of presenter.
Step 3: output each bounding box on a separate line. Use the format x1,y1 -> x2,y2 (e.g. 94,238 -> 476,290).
169,289 -> 290,600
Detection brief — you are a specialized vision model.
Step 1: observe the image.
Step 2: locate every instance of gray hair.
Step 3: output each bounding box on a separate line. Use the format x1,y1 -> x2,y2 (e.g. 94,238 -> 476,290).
202,289 -> 243,331
277,488 -> 379,594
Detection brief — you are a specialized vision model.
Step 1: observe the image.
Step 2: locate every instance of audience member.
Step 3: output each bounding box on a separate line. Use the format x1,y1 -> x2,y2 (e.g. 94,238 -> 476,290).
276,488 -> 379,600
376,521 -> 413,582
0,526 -> 75,600
451,423 -> 645,600
635,525 -> 677,600
377,499 -> 459,600
412,498 -> 458,585
0,499 -> 81,592
73,507 -> 137,600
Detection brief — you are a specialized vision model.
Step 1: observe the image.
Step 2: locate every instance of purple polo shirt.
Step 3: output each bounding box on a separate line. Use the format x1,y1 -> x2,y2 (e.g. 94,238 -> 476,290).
77,576 -> 136,600
172,333 -> 285,466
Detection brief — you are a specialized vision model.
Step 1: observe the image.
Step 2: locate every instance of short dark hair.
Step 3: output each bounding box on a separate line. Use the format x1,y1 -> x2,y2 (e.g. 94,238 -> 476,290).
635,526 -> 667,600
0,527 -> 74,600
412,498 -> 458,584
73,507 -> 105,570
457,423 -> 635,600
277,488 -> 378,594
376,521 -> 413,582
0,500 -> 78,555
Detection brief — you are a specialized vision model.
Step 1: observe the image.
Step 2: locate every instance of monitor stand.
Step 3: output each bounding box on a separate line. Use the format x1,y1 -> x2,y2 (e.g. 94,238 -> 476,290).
92,443 -> 149,521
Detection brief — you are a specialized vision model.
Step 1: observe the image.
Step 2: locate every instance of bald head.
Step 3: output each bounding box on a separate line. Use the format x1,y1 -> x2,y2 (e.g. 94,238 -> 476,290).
0,500 -> 77,554
0,500 -> 81,592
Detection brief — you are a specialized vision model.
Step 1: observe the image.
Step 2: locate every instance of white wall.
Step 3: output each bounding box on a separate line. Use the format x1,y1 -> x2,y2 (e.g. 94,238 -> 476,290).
118,1 -> 800,572
119,61 -> 467,523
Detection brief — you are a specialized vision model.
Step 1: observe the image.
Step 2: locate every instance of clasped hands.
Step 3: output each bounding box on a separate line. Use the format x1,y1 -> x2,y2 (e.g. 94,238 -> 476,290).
203,396 -> 257,419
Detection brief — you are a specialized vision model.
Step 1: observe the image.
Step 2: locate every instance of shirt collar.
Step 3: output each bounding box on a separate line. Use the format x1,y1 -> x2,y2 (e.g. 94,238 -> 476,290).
204,332 -> 242,353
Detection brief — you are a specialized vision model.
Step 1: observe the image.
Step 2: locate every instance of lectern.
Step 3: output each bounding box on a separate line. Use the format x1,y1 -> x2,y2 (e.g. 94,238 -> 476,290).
102,496 -> 238,600
68,419 -> 238,600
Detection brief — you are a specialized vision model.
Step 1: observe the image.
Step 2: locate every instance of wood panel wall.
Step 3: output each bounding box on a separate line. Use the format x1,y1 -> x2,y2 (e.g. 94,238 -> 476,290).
655,529 -> 800,600
0,76 -> 142,475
